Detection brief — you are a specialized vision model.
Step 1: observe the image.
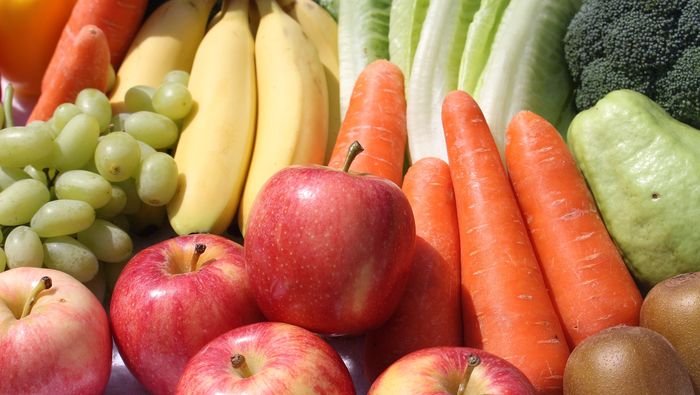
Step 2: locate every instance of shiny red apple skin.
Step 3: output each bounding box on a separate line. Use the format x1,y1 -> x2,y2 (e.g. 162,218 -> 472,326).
245,165 -> 416,335
110,234 -> 265,395
0,267 -> 112,395
368,347 -> 536,395
176,321 -> 356,394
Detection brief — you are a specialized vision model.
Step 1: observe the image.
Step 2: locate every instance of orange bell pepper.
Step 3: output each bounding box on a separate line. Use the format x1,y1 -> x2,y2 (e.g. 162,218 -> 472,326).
0,0 -> 77,98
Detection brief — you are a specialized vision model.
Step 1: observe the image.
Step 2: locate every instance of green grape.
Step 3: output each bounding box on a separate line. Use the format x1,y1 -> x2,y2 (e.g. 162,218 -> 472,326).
0,179 -> 50,226
0,167 -> 31,190
0,126 -> 55,168
152,82 -> 193,120
136,152 -> 178,206
116,179 -> 142,215
54,113 -> 100,171
30,199 -> 95,238
106,64 -> 116,93
27,120 -> 59,142
55,170 -> 112,209
162,70 -> 190,86
43,236 -> 99,282
124,111 -> 179,149
0,226 -> 3,244
75,88 -> 112,132
5,226 -> 43,268
94,132 -> 140,182
137,140 -> 157,161
0,103 -> 4,129
77,219 -> 133,263
50,103 -> 82,135
124,85 -> 156,113
0,247 -> 6,271
95,184 -> 127,219
23,165 -> 48,185
82,156 -> 99,173
111,113 -> 130,132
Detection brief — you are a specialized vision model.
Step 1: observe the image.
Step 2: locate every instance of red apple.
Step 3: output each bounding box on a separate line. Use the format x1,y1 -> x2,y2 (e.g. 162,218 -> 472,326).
0,267 -> 112,394
368,347 -> 536,395
110,233 -> 264,395
176,321 -> 355,394
244,142 -> 416,335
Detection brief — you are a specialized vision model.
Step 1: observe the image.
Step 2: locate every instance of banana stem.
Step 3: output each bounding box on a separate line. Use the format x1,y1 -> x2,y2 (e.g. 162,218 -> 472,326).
20,276 -> 52,319
3,83 -> 14,128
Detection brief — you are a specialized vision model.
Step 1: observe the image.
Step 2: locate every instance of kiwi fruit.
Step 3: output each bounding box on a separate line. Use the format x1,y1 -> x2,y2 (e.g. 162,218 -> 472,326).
563,325 -> 693,395
640,272 -> 700,393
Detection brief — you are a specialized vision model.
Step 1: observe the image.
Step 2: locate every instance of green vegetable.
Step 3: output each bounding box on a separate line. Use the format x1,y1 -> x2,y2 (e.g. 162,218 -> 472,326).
457,0 -> 510,94
564,0 -> 700,128
388,0 -> 430,81
472,0 -> 581,156
338,0 -> 391,118
405,0 -> 480,163
568,89 -> 700,290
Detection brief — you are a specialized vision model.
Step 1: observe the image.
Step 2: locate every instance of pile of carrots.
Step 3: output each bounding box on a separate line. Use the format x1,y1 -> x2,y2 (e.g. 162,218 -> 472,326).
332,60 -> 643,394
5,0 -> 148,122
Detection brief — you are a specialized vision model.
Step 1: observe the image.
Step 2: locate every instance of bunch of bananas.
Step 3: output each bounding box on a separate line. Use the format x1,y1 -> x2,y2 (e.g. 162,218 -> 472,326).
108,0 -> 340,236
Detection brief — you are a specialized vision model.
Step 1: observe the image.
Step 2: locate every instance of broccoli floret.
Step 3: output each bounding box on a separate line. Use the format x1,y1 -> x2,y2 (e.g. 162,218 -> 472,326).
576,59 -> 650,111
564,0 -> 700,128
656,48 -> 700,127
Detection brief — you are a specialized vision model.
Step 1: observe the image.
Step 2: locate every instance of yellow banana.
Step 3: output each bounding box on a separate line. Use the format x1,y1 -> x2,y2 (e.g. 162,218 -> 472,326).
287,0 -> 340,162
109,0 -> 216,114
237,0 -> 328,235
167,0 -> 257,235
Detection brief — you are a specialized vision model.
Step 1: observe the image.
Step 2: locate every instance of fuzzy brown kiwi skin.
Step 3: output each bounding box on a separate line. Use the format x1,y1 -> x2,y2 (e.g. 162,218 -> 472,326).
640,272 -> 700,393
563,325 -> 694,395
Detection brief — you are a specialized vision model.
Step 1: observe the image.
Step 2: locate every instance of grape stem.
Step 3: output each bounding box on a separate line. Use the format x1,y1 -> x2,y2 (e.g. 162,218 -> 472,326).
3,83 -> 14,128
20,276 -> 52,319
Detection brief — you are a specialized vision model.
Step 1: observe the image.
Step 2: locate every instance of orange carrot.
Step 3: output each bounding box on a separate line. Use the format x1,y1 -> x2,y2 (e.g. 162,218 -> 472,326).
364,157 -> 462,380
442,90 -> 570,395
28,25 -> 110,123
505,111 -> 643,347
327,60 -> 407,186
41,0 -> 147,89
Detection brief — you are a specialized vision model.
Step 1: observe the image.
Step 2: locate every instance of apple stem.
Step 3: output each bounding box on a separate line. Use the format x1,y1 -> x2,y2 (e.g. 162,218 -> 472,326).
231,354 -> 253,378
19,276 -> 52,319
456,354 -> 481,395
189,243 -> 207,272
341,141 -> 364,173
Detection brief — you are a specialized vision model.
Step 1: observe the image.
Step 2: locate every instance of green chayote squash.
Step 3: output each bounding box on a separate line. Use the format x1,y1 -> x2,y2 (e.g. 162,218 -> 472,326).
568,89 -> 700,290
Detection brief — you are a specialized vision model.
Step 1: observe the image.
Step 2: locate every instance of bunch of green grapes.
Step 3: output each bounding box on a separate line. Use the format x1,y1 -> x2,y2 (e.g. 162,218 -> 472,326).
0,70 -> 193,286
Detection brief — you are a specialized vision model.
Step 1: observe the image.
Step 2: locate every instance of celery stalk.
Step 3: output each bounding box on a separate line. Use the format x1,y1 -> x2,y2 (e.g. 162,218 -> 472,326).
472,0 -> 582,157
388,0 -> 430,82
406,0 -> 480,163
338,0 -> 391,119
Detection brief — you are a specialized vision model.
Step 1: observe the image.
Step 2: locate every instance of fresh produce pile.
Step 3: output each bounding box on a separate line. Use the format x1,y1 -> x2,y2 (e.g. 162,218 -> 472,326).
0,0 -> 699,394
